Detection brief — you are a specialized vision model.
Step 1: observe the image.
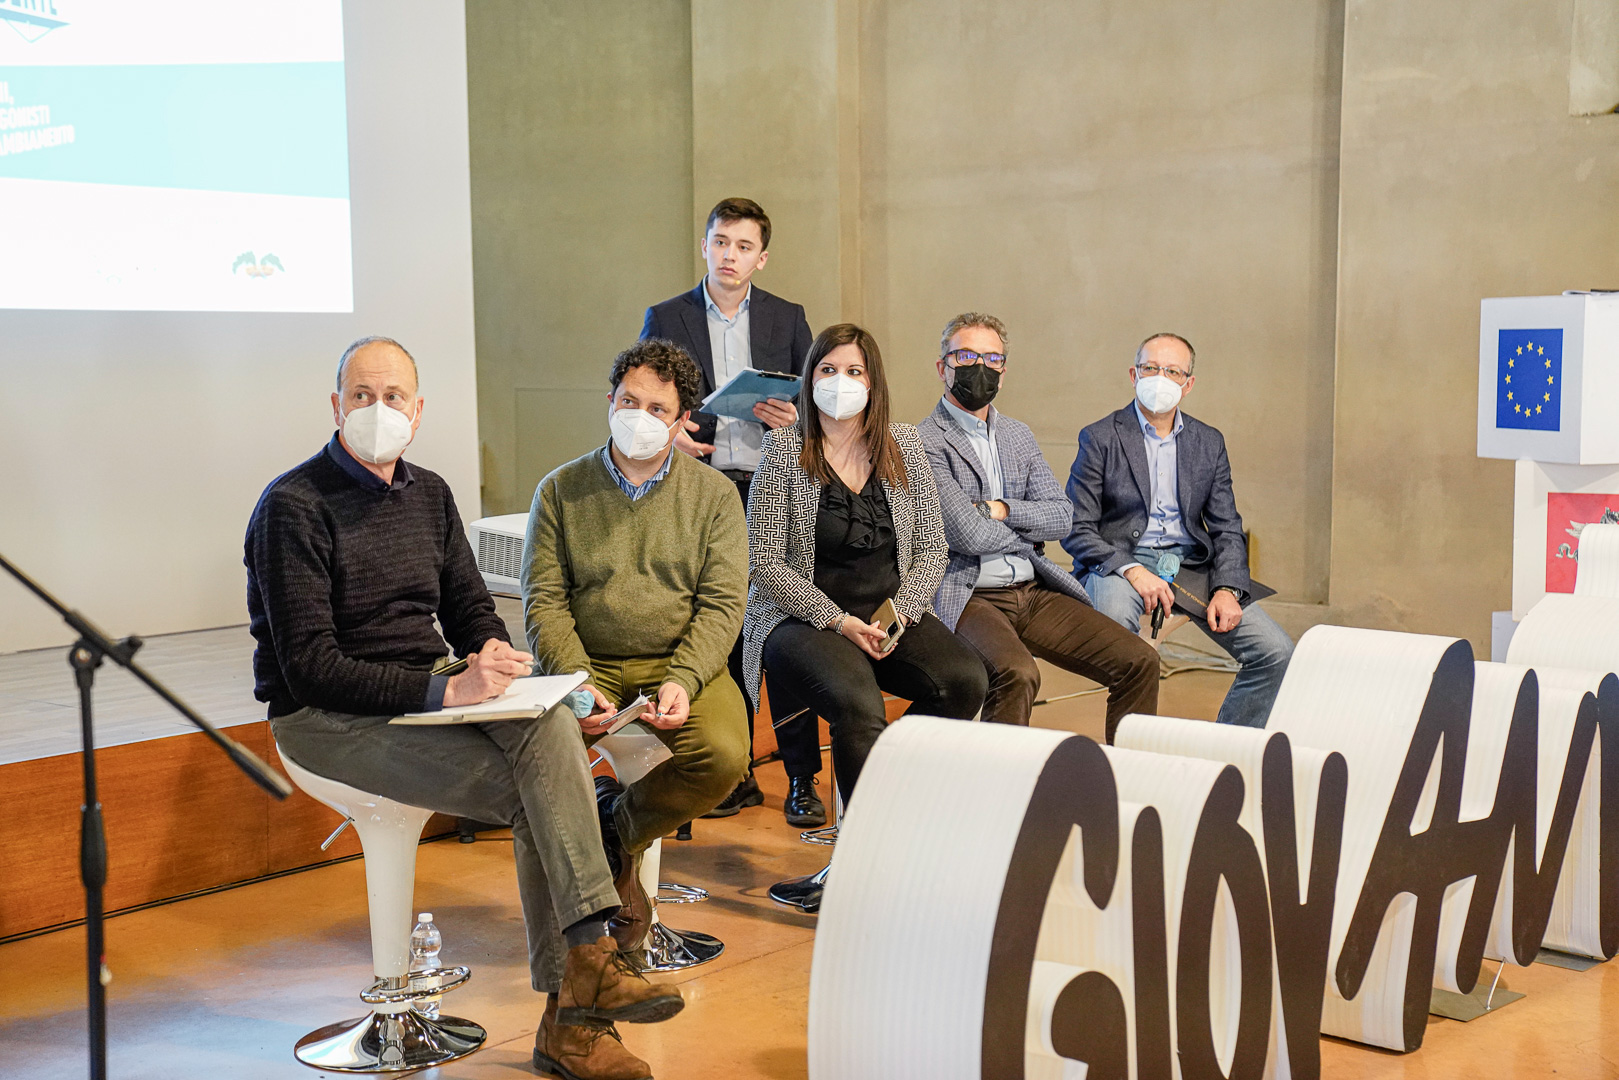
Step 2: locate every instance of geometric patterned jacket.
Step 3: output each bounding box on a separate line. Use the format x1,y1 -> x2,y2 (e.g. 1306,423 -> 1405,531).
739,421 -> 947,709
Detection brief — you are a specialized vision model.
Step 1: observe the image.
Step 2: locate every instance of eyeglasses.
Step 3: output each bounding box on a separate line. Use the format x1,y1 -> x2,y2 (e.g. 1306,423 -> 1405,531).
1136,363 -> 1191,384
944,349 -> 1007,371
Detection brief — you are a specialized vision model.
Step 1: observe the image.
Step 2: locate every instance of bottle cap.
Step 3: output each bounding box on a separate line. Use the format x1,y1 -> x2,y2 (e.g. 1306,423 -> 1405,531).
417,912 -> 432,922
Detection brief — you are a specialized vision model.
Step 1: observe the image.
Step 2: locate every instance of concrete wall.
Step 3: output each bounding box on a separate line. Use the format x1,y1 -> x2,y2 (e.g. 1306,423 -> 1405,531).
1328,0 -> 1619,641
467,0 -> 1619,652
467,0 -> 694,517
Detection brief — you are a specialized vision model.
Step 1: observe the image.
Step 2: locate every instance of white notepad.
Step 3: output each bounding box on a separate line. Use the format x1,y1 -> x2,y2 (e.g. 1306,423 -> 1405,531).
391,671 -> 591,725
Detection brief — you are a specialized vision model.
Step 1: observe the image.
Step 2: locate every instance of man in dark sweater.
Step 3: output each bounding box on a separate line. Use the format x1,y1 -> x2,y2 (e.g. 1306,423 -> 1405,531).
247,336 -> 678,1080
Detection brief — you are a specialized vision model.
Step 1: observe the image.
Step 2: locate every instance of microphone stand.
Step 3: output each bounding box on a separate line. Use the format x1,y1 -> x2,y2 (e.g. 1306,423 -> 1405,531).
0,552 -> 292,1080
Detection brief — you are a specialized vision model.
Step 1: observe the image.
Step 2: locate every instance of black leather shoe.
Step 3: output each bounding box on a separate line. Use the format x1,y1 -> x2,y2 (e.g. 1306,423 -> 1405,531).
701,772 -> 763,818
783,775 -> 826,827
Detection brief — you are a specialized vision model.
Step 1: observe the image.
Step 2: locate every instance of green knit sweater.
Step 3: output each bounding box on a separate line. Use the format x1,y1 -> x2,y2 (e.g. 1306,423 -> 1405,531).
521,447 -> 747,698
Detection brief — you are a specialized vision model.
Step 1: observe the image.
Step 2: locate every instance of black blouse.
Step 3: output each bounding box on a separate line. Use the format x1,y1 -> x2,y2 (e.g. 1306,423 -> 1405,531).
813,472 -> 901,622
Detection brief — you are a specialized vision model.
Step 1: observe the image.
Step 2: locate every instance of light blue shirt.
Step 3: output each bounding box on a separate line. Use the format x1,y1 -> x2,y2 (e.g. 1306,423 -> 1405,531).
941,396 -> 1035,589
601,445 -> 673,501
703,279 -> 763,472
1128,403 -> 1191,572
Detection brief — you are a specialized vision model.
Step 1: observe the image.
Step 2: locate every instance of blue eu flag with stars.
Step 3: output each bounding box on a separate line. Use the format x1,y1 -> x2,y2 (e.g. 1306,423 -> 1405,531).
1496,328 -> 1562,432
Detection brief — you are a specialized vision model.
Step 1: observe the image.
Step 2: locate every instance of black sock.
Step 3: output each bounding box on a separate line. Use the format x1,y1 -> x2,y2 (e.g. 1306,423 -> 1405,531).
563,910 -> 613,950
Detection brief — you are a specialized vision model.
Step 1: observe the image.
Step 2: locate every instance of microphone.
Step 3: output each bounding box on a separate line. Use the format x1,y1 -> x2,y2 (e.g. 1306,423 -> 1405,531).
1151,552 -> 1181,639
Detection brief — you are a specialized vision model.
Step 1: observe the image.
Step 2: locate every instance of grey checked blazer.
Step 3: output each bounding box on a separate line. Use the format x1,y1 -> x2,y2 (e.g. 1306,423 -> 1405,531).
917,400 -> 1090,630
740,422 -> 947,708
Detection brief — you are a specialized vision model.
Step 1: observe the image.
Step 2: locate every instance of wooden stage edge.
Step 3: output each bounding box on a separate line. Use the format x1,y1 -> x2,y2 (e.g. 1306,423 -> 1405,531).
0,721 -> 455,941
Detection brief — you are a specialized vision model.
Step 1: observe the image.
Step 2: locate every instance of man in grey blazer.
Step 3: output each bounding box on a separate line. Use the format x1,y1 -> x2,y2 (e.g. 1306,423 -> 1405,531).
1063,332 -> 1293,729
920,312 -> 1159,740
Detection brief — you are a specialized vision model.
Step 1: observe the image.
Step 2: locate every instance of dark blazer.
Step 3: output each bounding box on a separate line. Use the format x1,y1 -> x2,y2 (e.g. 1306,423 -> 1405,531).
1061,403 -> 1252,596
640,283 -> 814,448
917,400 -> 1089,631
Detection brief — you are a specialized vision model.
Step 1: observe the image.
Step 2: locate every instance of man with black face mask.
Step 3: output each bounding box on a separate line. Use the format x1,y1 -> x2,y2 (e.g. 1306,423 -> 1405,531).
918,313 -> 1160,735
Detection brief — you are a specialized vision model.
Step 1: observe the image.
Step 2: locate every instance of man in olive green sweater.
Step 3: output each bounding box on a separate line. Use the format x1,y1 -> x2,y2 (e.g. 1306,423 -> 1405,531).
522,340 -> 750,948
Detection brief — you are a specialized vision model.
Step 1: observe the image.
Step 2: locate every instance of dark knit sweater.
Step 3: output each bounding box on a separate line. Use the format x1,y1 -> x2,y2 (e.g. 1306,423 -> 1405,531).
245,435 -> 509,719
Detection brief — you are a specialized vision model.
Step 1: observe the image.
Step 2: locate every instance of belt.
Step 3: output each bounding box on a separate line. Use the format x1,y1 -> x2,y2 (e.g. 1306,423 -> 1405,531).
719,469 -> 754,482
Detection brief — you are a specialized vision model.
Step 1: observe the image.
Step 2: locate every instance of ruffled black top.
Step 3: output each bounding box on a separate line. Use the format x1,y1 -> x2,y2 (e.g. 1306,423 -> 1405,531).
813,472 -> 900,622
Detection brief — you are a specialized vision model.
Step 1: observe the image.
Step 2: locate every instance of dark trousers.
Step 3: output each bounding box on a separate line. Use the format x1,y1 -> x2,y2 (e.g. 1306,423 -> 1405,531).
723,467 -> 821,777
761,612 -> 988,797
954,582 -> 1160,742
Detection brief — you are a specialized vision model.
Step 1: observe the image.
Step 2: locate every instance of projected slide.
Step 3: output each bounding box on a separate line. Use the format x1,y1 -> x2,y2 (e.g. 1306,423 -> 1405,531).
0,1 -> 352,312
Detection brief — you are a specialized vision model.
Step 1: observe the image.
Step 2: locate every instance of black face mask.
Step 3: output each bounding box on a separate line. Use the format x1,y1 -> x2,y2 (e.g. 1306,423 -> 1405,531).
949,362 -> 1002,411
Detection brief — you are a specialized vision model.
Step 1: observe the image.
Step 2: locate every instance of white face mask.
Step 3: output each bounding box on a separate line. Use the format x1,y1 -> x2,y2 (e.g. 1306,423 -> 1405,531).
342,400 -> 417,464
813,372 -> 869,421
1134,374 -> 1183,415
609,406 -> 678,460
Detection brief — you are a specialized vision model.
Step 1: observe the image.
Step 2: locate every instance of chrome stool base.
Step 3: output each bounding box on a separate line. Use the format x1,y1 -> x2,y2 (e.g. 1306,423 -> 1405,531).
657,881 -> 709,904
769,863 -> 829,914
293,1009 -> 486,1073
799,824 -> 838,846
632,923 -> 725,972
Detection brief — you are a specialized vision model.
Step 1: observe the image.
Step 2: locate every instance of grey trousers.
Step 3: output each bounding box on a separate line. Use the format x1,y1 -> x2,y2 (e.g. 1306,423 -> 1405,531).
270,702 -> 620,993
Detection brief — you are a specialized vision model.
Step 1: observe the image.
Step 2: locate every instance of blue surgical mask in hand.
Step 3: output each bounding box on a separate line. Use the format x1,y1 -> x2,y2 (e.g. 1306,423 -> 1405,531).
564,689 -> 596,719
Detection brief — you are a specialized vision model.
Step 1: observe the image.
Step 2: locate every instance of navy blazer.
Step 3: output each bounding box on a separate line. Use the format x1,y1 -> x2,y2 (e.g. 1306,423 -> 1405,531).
640,283 -> 814,447
1061,403 -> 1252,596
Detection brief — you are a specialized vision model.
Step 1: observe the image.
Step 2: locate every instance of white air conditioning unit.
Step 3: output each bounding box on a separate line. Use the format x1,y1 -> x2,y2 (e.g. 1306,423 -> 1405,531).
469,514 -> 528,597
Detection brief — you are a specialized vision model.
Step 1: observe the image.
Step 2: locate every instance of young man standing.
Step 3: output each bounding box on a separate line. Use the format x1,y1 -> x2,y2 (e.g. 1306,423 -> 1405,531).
919,313 -> 1160,743
641,197 -> 825,825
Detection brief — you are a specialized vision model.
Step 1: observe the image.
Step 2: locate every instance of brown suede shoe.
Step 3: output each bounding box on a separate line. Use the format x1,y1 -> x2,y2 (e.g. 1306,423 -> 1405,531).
557,935 -> 684,1027
596,779 -> 652,952
534,996 -> 652,1080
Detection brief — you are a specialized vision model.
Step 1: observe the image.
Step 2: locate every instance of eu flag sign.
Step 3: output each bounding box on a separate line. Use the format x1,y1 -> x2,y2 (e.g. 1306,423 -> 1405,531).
1496,328 -> 1563,432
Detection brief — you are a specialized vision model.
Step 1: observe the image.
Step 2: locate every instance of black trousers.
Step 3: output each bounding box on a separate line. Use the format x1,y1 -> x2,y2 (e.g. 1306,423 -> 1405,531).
761,612 -> 987,798
722,468 -> 822,778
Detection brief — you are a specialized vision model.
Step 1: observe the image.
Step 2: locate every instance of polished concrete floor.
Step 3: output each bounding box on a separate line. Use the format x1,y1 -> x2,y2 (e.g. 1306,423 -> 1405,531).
6,662 -> 1618,1078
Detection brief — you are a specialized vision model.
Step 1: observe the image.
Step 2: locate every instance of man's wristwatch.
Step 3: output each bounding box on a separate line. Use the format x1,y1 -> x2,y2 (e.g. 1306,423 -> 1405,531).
974,501 -> 993,520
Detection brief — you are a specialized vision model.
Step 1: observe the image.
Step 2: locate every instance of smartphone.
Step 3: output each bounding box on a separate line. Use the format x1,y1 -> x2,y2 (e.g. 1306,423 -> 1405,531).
600,694 -> 653,735
873,597 -> 904,654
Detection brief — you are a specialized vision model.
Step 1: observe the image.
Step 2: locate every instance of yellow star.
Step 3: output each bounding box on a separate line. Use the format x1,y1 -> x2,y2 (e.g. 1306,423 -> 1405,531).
1528,340 -> 1535,350
1506,374 -> 1512,384
1517,346 -> 1524,355
1545,392 -> 1551,401
1549,375 -> 1555,384
1536,404 -> 1543,414
1509,358 -> 1515,368
1539,346 -> 1545,355
1516,403 -> 1523,413
1508,391 -> 1514,400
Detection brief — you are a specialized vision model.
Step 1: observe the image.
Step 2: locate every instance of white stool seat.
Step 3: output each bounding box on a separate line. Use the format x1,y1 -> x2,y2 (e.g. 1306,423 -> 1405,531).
276,746 -> 485,1073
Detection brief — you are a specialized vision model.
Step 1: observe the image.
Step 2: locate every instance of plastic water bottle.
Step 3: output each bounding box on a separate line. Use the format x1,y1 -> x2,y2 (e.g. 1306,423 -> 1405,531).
409,913 -> 442,1019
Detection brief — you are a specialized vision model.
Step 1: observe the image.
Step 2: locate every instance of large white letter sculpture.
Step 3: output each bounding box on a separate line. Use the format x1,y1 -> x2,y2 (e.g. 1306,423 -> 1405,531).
806,618 -> 1619,1078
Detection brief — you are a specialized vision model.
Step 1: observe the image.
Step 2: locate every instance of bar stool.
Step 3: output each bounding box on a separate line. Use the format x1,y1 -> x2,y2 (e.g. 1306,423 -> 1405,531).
276,748 -> 486,1073
591,725 -> 725,972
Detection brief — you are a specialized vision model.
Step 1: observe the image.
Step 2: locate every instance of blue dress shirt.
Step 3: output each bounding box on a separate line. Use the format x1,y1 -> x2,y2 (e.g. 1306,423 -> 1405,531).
1123,403 -> 1191,576
941,396 -> 1035,589
601,444 -> 674,501
703,279 -> 764,472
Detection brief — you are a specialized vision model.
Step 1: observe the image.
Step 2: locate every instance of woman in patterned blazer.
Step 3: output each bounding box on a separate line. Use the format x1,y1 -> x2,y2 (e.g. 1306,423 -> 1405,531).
742,323 -> 987,806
